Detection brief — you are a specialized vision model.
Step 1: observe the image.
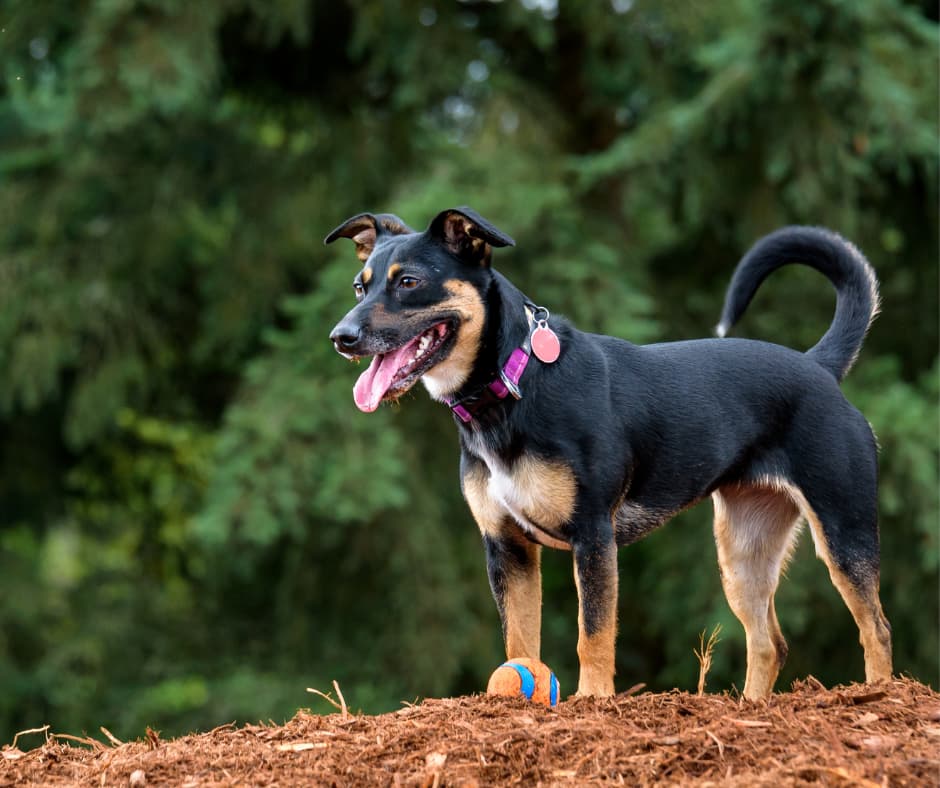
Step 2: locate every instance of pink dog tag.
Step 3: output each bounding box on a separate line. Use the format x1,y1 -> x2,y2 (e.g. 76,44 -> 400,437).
531,322 -> 560,363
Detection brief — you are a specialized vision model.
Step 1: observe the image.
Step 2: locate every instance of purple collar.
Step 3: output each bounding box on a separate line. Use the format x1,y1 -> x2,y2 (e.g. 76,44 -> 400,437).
445,303 -> 555,424
446,345 -> 531,424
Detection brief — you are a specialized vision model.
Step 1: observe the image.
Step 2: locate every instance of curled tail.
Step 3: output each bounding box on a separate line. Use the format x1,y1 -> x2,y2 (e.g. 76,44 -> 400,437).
716,226 -> 880,382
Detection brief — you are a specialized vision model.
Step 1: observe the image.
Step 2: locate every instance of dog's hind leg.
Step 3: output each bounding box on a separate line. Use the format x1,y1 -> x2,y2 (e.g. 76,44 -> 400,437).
786,480 -> 893,685
712,483 -> 802,699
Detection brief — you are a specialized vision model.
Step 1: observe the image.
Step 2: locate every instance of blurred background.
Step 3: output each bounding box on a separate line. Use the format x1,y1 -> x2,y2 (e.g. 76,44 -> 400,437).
0,0 -> 937,743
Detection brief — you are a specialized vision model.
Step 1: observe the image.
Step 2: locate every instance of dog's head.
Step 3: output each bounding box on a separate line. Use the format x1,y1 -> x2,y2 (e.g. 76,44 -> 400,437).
326,207 -> 514,412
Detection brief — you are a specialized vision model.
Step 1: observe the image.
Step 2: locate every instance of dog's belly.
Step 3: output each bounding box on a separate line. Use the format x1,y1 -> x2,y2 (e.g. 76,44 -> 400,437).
614,500 -> 676,546
613,493 -> 710,546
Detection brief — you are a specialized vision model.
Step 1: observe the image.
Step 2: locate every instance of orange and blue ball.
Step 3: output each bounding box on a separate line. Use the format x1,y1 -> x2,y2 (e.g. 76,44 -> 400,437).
486,658 -> 560,707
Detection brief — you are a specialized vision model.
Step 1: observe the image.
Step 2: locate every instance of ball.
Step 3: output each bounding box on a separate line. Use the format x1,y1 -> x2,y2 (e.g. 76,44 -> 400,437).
486,658 -> 560,707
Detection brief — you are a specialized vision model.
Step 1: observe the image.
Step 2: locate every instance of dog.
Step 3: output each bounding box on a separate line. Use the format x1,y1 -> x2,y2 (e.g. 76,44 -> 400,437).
326,207 -> 892,699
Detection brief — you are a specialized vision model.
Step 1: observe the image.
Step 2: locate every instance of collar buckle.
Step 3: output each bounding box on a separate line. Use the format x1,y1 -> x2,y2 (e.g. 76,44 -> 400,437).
497,368 -> 523,400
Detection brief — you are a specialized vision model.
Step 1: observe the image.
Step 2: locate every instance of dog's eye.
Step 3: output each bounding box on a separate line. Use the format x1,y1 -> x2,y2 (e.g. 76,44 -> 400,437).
398,276 -> 420,289
353,283 -> 364,300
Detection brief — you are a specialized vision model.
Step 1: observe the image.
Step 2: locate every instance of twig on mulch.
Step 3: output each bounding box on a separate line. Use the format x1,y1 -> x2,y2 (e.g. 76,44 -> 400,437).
694,623 -> 722,696
99,727 -> 123,747
10,726 -> 50,751
49,733 -> 106,751
306,680 -> 349,719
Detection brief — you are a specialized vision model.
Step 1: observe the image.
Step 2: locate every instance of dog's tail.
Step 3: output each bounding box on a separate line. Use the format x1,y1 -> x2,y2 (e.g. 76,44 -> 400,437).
716,226 -> 880,382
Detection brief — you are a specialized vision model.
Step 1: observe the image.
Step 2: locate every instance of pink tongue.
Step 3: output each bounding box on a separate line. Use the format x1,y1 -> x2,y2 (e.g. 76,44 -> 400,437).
353,341 -> 418,412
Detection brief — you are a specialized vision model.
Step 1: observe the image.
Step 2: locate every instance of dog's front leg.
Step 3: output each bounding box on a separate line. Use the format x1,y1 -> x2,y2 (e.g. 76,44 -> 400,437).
572,526 -> 618,696
463,459 -> 543,659
484,532 -> 542,659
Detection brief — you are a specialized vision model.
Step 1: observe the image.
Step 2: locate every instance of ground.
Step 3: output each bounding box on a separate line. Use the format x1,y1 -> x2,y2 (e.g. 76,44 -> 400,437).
2,677 -> 938,786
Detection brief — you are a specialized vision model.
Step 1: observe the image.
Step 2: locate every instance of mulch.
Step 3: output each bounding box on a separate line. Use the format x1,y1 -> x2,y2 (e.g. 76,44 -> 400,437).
2,677 -> 938,786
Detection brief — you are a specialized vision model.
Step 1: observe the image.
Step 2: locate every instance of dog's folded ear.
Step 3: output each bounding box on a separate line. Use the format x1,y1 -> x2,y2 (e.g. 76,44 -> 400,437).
324,213 -> 414,262
428,207 -> 515,266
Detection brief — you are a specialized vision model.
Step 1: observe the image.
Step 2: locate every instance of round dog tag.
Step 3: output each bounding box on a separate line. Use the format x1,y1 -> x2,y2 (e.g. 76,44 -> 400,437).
531,323 -> 560,363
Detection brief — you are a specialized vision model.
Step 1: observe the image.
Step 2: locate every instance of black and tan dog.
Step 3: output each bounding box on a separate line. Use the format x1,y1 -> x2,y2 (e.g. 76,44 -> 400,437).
326,207 -> 892,699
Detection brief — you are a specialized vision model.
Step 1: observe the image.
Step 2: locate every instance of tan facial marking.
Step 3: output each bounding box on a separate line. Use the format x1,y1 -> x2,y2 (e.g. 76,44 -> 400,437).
361,267 -> 373,285
387,263 -> 402,281
367,302 -> 399,331
421,279 -> 487,399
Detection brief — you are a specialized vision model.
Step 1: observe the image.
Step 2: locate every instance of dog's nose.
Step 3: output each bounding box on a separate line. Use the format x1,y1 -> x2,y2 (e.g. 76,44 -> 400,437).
330,322 -> 362,352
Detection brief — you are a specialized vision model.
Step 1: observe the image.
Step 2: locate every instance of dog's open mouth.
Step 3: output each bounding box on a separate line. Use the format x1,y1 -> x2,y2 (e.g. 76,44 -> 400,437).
353,321 -> 453,412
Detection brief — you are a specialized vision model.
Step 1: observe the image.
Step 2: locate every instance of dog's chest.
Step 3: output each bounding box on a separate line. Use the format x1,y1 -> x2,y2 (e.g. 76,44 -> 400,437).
465,435 -> 576,550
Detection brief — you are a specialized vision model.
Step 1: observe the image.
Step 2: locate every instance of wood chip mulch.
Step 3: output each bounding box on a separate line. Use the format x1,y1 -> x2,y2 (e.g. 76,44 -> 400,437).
2,677 -> 938,786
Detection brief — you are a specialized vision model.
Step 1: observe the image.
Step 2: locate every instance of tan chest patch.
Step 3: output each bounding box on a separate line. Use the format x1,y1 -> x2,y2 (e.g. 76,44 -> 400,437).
463,454 -> 577,550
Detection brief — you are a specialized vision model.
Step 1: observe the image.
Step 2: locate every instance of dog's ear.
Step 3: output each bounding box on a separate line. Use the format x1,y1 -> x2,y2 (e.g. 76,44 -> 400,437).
427,207 -> 515,266
324,213 -> 414,262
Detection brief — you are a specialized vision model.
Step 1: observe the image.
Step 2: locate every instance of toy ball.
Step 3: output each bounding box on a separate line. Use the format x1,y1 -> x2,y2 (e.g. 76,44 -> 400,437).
486,658 -> 560,707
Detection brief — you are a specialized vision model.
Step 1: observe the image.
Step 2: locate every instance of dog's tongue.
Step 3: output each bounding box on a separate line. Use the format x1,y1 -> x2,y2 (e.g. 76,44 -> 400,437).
353,343 -> 416,412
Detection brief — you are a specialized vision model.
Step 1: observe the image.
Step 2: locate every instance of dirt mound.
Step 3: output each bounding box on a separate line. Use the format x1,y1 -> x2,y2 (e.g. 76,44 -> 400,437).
3,677 -> 938,786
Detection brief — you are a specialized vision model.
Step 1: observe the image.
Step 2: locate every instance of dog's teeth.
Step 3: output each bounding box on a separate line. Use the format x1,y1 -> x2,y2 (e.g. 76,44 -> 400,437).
414,332 -> 433,361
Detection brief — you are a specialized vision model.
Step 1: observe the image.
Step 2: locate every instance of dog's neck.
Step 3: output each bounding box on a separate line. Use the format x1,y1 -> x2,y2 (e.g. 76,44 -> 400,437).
420,268 -> 538,427
452,270 -> 532,403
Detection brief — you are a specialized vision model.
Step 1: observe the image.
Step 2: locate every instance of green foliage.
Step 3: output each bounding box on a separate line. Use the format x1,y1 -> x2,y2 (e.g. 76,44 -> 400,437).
0,0 -> 936,743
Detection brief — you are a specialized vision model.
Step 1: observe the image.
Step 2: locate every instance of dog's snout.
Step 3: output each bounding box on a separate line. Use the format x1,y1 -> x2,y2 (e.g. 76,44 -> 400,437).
330,322 -> 362,352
